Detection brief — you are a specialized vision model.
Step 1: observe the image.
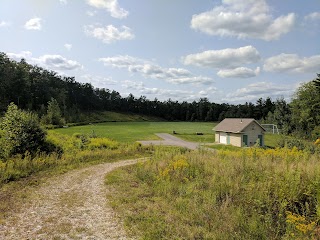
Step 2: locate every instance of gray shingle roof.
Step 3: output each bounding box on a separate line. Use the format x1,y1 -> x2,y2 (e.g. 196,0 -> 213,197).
214,118 -> 265,133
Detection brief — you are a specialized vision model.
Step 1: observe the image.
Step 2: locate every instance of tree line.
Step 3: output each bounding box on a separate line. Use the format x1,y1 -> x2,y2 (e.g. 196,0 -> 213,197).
1,52 -> 319,139
0,52 -> 275,122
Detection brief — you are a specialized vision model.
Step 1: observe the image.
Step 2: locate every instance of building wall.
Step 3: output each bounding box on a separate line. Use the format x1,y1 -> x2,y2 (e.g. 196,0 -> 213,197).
243,122 -> 265,146
229,133 -> 242,147
215,132 -> 220,143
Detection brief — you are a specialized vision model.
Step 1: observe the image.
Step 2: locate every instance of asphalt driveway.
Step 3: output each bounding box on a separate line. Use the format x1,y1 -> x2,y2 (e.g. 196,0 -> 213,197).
138,133 -> 200,150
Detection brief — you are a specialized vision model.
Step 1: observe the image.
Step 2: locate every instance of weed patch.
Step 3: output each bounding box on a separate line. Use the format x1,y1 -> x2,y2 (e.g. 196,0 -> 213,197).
106,147 -> 320,239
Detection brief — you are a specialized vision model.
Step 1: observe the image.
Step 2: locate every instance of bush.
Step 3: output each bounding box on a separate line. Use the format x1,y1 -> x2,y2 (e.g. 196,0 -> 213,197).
41,98 -> 65,126
312,126 -> 320,141
277,136 -> 320,154
87,137 -> 119,150
0,103 -> 47,158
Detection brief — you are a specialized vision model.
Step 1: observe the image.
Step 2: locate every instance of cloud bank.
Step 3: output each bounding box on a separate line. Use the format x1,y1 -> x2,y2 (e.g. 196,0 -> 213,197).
264,53 -> 320,73
183,46 -> 260,69
99,55 -> 213,85
25,17 -> 42,30
191,0 -> 295,41
84,25 -> 134,43
86,0 -> 128,19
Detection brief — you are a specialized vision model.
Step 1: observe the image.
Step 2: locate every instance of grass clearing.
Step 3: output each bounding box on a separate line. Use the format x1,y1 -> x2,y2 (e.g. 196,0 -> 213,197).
52,121 -> 282,149
51,122 -> 217,143
264,133 -> 283,148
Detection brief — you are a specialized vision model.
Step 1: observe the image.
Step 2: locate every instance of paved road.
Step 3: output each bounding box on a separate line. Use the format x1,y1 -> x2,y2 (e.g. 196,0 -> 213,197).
138,133 -> 200,150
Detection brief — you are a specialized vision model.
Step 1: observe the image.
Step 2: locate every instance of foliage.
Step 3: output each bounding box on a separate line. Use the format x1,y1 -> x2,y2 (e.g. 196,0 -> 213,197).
265,97 -> 293,135
41,98 -> 65,126
277,136 -> 320,154
0,52 -> 276,122
106,147 -> 320,239
0,103 -> 47,158
312,126 -> 320,141
285,211 -> 317,238
313,73 -> 320,92
0,131 -> 151,185
291,80 -> 320,138
87,138 -> 119,150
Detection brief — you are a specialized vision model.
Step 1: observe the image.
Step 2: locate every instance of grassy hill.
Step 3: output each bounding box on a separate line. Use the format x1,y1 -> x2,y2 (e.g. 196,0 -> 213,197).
67,111 -> 164,126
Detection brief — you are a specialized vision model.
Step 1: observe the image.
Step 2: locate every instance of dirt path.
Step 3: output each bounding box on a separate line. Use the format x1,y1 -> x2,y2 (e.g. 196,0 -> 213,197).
0,158 -> 146,240
138,133 -> 200,150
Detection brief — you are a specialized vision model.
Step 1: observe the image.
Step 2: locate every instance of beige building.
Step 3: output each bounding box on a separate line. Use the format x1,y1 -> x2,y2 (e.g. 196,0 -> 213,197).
214,118 -> 265,147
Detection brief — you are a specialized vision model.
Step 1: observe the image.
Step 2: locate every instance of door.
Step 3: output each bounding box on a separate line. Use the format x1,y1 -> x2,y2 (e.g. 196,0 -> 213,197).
243,135 -> 248,146
227,134 -> 230,144
220,132 -> 227,144
258,135 -> 263,146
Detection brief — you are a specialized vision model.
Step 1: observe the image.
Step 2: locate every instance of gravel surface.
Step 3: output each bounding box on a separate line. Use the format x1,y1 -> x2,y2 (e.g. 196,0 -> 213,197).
138,133 -> 200,150
0,159 -> 146,240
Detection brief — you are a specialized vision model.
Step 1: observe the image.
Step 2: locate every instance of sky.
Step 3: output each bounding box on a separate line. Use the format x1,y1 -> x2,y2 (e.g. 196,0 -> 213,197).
1,0 -> 319,104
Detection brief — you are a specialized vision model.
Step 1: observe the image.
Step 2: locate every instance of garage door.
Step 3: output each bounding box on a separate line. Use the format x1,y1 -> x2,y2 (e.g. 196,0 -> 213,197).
220,132 -> 227,144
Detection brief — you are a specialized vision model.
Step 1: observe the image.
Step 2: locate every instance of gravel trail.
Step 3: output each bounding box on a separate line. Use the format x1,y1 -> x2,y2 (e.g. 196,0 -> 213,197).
0,158 -> 146,240
138,133 -> 200,150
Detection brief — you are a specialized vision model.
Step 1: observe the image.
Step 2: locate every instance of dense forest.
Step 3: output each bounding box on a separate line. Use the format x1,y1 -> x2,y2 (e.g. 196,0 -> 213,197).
0,52 -> 275,121
1,52 -> 319,139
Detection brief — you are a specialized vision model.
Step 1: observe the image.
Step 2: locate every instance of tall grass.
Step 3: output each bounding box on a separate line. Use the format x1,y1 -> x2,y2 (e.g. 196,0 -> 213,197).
106,147 -> 320,239
0,132 -> 151,185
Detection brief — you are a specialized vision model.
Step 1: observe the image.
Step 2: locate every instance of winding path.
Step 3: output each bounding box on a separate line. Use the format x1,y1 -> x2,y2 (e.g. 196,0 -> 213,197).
0,158 -> 146,240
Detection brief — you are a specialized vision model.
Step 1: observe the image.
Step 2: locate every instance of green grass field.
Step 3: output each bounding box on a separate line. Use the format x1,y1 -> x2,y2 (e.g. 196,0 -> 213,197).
51,122 -> 283,146
51,122 -> 217,143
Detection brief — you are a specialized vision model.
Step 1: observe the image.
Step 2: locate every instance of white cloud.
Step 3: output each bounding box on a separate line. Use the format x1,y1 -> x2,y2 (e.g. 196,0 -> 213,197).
217,67 -> 260,78
64,43 -> 72,51
263,53 -> 320,73
182,46 -> 260,69
122,80 -> 212,101
7,51 -> 33,61
224,82 -> 294,103
305,12 -> 320,21
0,21 -> 10,27
84,24 -> 134,44
80,74 -> 117,87
59,0 -> 67,5
36,55 -> 82,70
191,0 -> 295,41
86,0 -> 128,19
24,17 -> 42,30
8,51 -> 82,71
99,55 -> 213,85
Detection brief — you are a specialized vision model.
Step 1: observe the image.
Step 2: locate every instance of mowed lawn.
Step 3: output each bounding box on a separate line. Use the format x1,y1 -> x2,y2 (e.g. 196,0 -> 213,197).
51,122 -> 217,143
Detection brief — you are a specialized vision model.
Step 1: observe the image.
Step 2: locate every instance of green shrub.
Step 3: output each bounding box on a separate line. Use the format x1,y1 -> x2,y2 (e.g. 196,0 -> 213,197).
0,103 -> 47,158
87,137 -> 119,150
277,136 -> 320,154
41,98 -> 65,126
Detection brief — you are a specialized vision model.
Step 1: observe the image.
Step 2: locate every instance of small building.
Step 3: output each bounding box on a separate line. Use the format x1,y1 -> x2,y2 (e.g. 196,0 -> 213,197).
214,118 -> 265,147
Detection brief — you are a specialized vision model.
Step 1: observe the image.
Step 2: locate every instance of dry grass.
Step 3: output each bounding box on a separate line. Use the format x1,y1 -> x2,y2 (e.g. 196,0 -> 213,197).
106,146 -> 320,239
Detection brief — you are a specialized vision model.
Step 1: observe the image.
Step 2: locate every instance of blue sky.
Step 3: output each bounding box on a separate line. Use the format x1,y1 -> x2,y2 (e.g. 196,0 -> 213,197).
1,0 -> 319,103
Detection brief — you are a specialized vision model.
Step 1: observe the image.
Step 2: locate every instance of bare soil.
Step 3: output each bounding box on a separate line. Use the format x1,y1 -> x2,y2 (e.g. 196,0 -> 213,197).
0,159 -> 146,240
